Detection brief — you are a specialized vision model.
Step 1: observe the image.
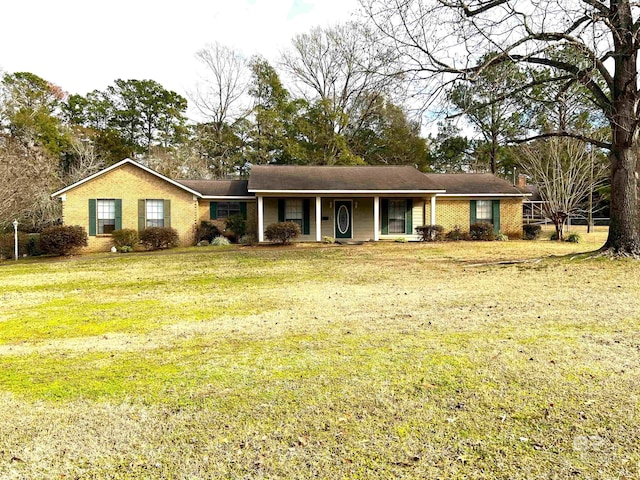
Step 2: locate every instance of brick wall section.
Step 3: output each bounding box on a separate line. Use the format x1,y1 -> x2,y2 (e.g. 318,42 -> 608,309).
61,163 -> 199,252
197,200 -> 258,236
435,197 -> 523,238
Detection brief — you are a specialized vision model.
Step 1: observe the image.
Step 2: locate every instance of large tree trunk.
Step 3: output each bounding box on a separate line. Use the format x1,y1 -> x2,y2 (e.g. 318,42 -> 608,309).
602,0 -> 640,256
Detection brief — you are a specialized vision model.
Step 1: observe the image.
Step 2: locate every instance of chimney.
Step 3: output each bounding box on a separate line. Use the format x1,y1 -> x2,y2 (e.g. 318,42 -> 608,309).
517,174 -> 527,188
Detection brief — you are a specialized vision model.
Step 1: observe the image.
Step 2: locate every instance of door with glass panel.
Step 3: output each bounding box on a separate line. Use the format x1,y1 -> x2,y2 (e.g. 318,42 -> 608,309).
335,200 -> 352,239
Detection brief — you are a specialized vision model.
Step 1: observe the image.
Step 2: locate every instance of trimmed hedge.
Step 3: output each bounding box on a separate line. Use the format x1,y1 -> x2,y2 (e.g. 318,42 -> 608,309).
0,232 -> 28,259
416,225 -> 444,242
139,227 -> 179,250
470,222 -> 495,241
40,225 -> 88,256
445,225 -> 470,241
111,229 -> 139,250
265,222 -> 300,244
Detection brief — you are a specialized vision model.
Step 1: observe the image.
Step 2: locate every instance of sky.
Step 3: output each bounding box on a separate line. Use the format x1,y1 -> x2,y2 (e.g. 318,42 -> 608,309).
0,0 -> 360,107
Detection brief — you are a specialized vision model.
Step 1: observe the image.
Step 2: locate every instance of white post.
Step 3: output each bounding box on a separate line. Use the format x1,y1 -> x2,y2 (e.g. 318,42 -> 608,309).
373,196 -> 380,241
430,196 -> 436,226
315,196 -> 322,242
257,196 -> 264,242
12,219 -> 18,260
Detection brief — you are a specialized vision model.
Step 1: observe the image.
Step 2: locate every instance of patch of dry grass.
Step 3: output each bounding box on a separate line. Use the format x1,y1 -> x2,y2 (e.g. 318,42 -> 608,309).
0,235 -> 639,478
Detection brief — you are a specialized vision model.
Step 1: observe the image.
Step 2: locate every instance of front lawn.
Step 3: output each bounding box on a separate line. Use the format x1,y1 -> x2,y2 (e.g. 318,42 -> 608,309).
0,233 -> 638,478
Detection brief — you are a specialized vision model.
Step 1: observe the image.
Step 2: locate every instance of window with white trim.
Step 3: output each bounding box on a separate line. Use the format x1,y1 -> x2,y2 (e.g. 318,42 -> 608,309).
217,202 -> 241,218
146,199 -> 164,228
476,200 -> 493,223
285,199 -> 303,228
97,199 -> 115,234
388,199 -> 406,234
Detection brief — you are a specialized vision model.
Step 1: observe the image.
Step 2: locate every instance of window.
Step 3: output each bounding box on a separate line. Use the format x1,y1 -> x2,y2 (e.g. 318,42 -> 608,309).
217,202 -> 241,219
146,199 -> 164,228
97,199 -> 116,234
388,199 -> 406,234
476,200 -> 493,223
285,199 -> 303,228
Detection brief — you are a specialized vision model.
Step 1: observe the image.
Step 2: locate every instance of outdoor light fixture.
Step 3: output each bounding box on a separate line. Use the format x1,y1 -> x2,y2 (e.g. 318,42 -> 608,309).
12,219 -> 18,261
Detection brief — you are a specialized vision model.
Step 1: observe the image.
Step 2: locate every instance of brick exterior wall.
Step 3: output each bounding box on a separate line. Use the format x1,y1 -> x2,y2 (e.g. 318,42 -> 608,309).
435,197 -> 523,238
197,200 -> 258,237
61,163 -> 199,252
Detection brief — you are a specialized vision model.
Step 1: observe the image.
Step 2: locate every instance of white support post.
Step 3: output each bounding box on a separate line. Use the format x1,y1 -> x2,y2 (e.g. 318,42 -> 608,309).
373,196 -> 380,241
430,195 -> 436,226
315,196 -> 322,242
257,196 -> 264,242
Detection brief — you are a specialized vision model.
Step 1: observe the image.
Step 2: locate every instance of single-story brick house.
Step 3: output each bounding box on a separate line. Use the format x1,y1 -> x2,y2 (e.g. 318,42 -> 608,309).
51,158 -> 528,251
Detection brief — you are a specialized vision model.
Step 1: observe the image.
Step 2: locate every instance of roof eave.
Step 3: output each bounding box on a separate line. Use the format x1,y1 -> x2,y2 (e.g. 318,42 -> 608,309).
248,189 -> 447,194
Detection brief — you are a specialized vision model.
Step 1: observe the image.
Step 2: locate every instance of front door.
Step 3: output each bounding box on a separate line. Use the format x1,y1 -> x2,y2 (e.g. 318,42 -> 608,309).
335,200 -> 352,239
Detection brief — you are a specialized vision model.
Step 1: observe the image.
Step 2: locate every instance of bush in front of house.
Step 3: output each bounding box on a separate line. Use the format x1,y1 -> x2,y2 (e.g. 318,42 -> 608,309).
195,221 -> 222,244
225,214 -> 247,243
523,224 -> 542,240
445,225 -> 470,241
0,232 -> 29,259
26,234 -> 43,256
139,227 -> 179,250
264,222 -> 300,245
40,225 -> 88,256
416,225 -> 444,242
470,222 -> 495,241
111,229 -> 139,251
211,236 -> 231,246
495,232 -> 509,241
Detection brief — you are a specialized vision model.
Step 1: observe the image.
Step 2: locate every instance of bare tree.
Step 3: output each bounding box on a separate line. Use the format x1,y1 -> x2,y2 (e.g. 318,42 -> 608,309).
362,0 -> 640,256
521,138 -> 608,240
281,22 -> 399,136
190,42 -> 249,132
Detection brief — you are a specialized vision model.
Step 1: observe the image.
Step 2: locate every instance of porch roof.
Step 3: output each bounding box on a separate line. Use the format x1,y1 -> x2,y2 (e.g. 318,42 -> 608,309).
423,173 -> 527,196
248,165 -> 445,194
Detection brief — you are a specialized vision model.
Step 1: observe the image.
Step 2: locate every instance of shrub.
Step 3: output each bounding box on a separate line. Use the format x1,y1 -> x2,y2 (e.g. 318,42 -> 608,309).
566,233 -> 582,243
395,237 -> 408,243
322,236 -> 335,244
470,222 -> 495,241
523,224 -> 542,240
550,231 -> 560,241
416,225 -> 444,242
0,232 -> 28,259
40,225 -> 88,256
445,225 -> 470,241
495,232 -> 509,241
211,236 -> 231,246
139,227 -> 179,250
265,222 -> 300,244
239,234 -> 257,245
26,234 -> 43,256
225,214 -> 247,242
111,229 -> 139,250
195,221 -> 222,244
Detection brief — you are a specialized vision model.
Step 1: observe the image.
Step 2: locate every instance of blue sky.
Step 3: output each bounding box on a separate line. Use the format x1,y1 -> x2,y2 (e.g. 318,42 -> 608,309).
0,0 -> 359,110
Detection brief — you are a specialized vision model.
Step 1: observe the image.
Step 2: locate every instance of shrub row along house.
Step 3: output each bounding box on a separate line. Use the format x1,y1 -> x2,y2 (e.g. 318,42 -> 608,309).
51,158 -> 528,251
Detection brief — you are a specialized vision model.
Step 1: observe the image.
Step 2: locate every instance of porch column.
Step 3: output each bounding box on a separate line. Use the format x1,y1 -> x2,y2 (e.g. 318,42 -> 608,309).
373,196 -> 380,241
430,195 -> 437,226
257,196 -> 264,242
315,196 -> 322,242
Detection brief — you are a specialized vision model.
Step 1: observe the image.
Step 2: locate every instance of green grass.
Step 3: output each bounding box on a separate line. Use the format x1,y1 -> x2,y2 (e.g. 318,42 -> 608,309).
0,234 -> 639,478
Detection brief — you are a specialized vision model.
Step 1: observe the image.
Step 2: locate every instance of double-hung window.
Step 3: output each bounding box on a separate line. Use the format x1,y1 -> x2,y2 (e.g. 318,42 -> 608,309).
217,202 -> 241,219
146,199 -> 164,228
285,199 -> 303,229
97,199 -> 116,234
475,200 -> 493,223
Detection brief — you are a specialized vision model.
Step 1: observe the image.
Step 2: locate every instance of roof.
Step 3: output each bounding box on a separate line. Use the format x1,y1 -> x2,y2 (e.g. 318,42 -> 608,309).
423,173 -> 528,196
176,179 -> 251,198
248,165 -> 446,193
51,158 -> 202,198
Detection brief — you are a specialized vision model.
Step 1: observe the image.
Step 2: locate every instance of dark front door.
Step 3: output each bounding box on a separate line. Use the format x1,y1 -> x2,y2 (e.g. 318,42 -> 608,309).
335,200 -> 352,239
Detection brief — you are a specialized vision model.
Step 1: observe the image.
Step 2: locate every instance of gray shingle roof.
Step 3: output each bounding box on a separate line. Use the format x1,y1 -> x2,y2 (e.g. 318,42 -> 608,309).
176,179 -> 250,196
423,173 -> 525,195
248,165 -> 445,192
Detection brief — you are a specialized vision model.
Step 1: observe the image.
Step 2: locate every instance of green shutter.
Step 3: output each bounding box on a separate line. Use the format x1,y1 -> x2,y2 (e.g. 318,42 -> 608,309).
492,200 -> 501,234
240,202 -> 247,220
470,200 -> 477,225
381,199 -> 389,235
405,199 -> 413,234
278,199 -> 285,222
138,199 -> 146,231
163,199 -> 171,228
88,199 -> 97,236
210,202 -> 218,220
303,199 -> 310,235
114,199 -> 122,230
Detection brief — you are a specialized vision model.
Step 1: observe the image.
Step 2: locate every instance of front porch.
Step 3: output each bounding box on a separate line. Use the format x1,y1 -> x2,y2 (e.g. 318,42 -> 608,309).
256,195 -> 438,242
